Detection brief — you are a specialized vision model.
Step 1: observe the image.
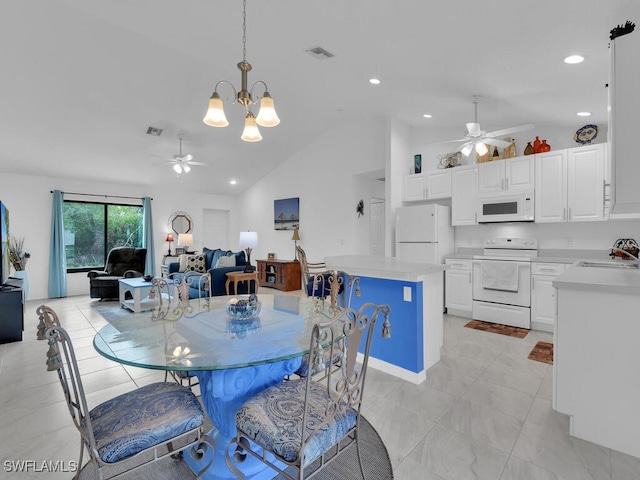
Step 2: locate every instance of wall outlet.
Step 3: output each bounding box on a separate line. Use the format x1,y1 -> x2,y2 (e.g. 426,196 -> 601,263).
403,286 -> 412,302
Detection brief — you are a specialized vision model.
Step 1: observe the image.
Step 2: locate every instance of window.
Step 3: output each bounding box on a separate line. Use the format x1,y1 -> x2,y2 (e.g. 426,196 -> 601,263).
63,201 -> 143,271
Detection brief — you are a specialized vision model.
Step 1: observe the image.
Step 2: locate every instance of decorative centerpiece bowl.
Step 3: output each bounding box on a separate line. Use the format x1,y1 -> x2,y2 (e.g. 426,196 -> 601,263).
226,294 -> 261,320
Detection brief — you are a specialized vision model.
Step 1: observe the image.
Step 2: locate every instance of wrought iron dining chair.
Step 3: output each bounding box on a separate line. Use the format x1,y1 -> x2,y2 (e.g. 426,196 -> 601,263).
163,273 -> 212,390
36,304 -> 61,340
225,302 -> 391,480
149,277 -> 174,305
42,311 -> 214,480
296,246 -> 345,311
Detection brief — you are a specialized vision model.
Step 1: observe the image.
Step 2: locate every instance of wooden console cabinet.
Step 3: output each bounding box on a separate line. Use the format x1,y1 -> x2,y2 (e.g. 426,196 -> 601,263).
256,259 -> 301,292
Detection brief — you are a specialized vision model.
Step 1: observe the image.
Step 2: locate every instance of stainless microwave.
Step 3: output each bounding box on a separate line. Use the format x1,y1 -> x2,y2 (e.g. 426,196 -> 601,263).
477,190 -> 535,223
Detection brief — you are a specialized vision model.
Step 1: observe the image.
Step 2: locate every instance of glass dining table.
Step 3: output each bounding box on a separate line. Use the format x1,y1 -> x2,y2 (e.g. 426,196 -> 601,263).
93,294 -> 336,480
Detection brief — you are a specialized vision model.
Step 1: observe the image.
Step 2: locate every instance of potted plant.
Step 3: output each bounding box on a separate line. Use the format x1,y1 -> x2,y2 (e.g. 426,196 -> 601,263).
8,236 -> 30,299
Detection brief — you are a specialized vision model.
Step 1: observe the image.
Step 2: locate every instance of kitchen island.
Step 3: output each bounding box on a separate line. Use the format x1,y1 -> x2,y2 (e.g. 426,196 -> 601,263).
325,255 -> 445,384
553,260 -> 640,458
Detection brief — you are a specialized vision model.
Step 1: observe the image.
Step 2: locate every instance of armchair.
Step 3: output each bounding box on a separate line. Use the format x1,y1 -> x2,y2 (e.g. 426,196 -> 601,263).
87,247 -> 147,300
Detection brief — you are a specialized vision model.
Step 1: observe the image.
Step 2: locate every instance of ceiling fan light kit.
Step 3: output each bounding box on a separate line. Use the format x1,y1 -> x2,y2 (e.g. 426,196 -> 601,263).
447,97 -> 534,161
202,0 -> 279,142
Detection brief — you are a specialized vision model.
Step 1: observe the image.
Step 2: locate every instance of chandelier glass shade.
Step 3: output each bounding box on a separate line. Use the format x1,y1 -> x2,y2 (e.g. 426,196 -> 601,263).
202,0 -> 279,142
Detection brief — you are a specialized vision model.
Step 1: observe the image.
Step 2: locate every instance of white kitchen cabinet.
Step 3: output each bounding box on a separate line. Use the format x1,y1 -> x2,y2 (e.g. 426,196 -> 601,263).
427,169 -> 452,199
535,144 -> 606,223
402,174 -> 427,202
567,143 -> 606,222
445,258 -> 473,318
530,262 -> 565,332
451,165 -> 478,226
477,156 -> 534,194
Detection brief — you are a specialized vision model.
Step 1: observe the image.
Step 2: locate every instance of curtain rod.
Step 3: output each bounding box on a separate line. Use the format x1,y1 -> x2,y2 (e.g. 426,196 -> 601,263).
50,191 -> 152,201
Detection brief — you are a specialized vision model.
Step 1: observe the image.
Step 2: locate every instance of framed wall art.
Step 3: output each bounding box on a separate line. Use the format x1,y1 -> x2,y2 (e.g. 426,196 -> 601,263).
274,197 -> 299,231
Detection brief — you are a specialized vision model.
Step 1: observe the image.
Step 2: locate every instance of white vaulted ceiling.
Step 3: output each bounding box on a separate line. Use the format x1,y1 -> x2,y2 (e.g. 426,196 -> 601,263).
0,0 -> 636,194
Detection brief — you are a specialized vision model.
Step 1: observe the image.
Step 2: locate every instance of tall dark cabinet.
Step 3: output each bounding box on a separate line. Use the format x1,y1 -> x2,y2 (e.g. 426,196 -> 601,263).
0,285 -> 24,343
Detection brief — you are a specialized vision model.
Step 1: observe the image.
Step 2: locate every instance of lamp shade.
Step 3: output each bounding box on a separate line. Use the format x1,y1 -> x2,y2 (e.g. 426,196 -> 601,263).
166,233 -> 174,242
203,93 -> 229,127
241,112 -> 262,142
461,143 -> 473,157
475,141 -> 488,156
256,93 -> 280,127
239,231 -> 258,249
177,233 -> 193,247
291,229 -> 300,241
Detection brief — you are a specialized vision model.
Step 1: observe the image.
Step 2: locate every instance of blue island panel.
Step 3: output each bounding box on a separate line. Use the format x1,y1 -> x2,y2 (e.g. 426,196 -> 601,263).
342,275 -> 423,374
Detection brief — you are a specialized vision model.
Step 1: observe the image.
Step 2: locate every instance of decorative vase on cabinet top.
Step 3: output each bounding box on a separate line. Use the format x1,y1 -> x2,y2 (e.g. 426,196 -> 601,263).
533,136 -> 541,153
538,140 -> 551,152
524,142 -> 535,155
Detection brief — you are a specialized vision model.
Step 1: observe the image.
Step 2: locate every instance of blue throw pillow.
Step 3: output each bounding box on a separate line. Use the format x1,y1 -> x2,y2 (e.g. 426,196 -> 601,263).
234,250 -> 247,266
212,250 -> 232,268
202,247 -> 219,270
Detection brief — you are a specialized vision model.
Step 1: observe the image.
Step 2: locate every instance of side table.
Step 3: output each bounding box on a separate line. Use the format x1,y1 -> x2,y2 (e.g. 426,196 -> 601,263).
225,271 -> 259,295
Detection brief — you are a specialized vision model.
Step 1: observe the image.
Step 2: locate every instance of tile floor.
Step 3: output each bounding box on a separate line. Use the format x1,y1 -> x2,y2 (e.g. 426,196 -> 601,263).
1,294 -> 639,480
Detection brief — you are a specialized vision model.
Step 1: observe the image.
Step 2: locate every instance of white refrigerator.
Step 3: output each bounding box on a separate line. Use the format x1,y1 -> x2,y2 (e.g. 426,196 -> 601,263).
395,204 -> 454,263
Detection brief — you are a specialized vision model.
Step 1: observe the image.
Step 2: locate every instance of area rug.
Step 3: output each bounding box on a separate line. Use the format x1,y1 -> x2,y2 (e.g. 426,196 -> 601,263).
77,415 -> 393,479
528,341 -> 554,365
464,319 -> 529,338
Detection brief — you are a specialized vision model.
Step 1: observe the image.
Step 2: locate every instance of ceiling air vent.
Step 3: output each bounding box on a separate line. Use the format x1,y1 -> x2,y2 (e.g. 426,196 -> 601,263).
146,126 -> 163,136
305,46 -> 334,60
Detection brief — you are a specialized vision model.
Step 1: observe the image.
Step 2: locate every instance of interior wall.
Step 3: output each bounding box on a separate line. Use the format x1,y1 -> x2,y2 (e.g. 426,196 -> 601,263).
236,116 -> 387,263
0,172 -> 238,300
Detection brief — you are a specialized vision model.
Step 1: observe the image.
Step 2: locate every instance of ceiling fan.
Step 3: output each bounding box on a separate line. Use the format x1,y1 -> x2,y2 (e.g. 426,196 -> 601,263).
154,136 -> 207,174
443,97 -> 534,157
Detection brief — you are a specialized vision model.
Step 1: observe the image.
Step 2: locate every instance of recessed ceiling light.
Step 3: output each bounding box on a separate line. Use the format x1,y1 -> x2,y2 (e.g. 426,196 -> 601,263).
369,78 -> 381,85
423,114 -> 433,118
564,55 -> 584,64
230,179 -> 237,185
576,111 -> 592,117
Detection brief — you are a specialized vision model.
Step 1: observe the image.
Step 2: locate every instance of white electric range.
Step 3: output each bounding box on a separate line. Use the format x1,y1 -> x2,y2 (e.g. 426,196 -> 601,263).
472,237 -> 538,329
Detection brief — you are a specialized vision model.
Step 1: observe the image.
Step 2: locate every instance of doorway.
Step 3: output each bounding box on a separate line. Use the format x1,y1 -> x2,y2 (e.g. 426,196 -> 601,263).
202,209 -> 230,249
369,197 -> 385,256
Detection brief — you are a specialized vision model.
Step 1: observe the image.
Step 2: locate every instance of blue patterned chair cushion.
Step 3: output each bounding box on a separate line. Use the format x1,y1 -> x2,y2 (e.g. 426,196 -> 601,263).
87,382 -> 204,463
294,349 -> 343,377
235,379 -> 356,466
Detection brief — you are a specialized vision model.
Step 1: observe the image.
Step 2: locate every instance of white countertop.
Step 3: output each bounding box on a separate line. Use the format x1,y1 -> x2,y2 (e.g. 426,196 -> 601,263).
325,255 -> 445,282
554,260 -> 640,295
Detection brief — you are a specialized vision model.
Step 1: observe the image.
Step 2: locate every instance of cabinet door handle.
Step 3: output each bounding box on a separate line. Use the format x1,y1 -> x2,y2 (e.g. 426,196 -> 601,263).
505,178 -> 509,190
602,180 -> 607,207
569,207 -> 572,219
563,207 -> 566,220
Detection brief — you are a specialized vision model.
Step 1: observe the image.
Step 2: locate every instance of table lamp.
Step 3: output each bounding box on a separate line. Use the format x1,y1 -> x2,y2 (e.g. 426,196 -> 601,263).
291,228 -> 300,260
239,231 -> 258,273
177,233 -> 193,253
165,233 -> 174,255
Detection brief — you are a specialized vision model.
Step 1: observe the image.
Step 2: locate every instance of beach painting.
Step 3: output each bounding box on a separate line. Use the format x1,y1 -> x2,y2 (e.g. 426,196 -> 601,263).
274,197 -> 299,230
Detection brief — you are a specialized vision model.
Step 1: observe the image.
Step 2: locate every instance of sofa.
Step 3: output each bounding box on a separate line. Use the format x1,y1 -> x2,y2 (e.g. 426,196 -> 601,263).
167,247 -> 253,298
87,247 -> 147,299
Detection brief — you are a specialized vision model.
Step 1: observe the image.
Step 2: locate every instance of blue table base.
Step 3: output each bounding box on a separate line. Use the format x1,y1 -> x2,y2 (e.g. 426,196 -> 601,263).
184,357 -> 303,479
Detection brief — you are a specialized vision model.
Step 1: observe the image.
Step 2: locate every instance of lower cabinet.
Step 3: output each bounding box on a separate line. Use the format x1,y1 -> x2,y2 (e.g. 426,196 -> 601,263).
445,258 -> 473,318
530,262 -> 565,332
0,287 -> 24,343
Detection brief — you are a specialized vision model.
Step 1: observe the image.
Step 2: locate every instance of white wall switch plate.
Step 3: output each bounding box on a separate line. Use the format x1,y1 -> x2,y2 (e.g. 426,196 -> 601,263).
403,286 -> 412,302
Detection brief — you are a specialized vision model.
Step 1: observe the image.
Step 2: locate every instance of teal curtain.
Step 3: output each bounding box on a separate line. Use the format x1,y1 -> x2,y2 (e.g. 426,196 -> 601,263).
142,197 -> 155,277
48,190 -> 67,298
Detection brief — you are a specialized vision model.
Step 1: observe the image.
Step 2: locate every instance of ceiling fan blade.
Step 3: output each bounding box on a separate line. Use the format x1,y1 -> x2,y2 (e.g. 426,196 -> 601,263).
425,138 -> 468,146
182,154 -> 194,162
483,138 -> 512,148
486,123 -> 535,138
187,161 -> 208,166
466,123 -> 481,136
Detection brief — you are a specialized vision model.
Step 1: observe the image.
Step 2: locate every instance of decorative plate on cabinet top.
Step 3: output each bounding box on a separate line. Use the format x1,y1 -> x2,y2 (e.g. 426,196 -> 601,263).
573,124 -> 599,145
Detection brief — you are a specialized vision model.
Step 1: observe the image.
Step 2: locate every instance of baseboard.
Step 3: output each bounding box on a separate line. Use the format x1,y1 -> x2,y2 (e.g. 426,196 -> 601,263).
358,352 -> 427,385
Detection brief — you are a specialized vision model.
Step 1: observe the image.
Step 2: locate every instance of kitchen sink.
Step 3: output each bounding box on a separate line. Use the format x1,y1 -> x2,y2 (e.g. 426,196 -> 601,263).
575,260 -> 640,269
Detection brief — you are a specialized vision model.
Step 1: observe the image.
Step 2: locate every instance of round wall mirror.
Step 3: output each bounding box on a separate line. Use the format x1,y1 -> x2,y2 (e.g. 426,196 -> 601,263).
168,211 -> 193,236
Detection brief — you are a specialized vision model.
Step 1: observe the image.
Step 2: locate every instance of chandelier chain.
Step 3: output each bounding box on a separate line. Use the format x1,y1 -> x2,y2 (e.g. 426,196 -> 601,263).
242,0 -> 247,62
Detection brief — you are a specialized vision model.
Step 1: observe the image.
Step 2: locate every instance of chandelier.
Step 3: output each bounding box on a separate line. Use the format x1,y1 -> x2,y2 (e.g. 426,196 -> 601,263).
202,0 -> 279,142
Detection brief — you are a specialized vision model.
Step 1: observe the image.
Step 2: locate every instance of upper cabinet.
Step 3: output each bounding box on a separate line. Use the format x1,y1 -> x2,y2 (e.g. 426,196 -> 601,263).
610,29 -> 640,217
535,144 -> 606,223
477,156 -> 534,194
426,169 -> 452,199
402,170 -> 452,202
403,174 -> 427,202
451,165 -> 478,226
